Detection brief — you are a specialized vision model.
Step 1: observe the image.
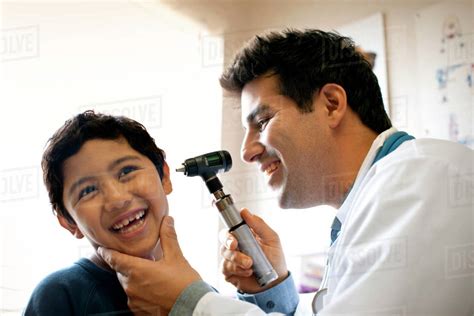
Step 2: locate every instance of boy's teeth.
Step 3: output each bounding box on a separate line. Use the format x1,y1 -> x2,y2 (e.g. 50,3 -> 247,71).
118,218 -> 145,234
112,210 -> 146,230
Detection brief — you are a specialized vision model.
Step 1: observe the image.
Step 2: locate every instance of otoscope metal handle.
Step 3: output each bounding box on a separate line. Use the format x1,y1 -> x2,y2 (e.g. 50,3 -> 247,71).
177,150 -> 278,287
215,195 -> 278,287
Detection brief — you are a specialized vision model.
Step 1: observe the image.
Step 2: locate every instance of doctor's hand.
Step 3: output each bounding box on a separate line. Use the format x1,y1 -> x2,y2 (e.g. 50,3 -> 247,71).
220,208 -> 288,294
98,216 -> 201,315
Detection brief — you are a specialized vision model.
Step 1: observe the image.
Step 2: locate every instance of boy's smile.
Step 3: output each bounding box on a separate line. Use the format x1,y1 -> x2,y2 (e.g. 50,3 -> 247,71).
110,208 -> 147,234
60,137 -> 172,260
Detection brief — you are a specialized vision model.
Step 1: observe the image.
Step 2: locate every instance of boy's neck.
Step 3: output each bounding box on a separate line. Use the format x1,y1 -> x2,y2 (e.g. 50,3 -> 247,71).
90,252 -> 115,272
89,245 -> 163,272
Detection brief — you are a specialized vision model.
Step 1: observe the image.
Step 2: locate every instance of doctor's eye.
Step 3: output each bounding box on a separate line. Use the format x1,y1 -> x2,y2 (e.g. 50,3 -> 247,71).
257,118 -> 270,132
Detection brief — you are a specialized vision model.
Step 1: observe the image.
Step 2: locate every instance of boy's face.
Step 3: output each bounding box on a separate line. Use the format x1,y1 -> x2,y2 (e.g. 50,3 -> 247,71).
59,137 -> 172,259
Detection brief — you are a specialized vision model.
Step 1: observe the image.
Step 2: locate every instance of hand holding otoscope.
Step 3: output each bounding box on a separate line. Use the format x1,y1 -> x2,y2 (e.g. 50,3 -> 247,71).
177,150 -> 279,287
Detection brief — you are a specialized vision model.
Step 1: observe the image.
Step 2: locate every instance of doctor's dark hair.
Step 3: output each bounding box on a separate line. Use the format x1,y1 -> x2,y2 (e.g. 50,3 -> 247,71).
41,110 -> 166,223
220,29 -> 392,134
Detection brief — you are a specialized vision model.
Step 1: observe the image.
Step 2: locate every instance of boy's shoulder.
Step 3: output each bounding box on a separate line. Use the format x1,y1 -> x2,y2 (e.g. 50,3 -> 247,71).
24,258 -> 131,315
33,258 -> 111,290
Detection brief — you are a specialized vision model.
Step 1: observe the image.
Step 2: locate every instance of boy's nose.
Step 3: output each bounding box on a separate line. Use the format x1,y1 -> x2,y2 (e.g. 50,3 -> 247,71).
103,181 -> 132,212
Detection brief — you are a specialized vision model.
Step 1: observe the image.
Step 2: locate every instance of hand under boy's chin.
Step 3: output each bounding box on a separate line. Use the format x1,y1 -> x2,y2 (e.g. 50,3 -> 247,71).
91,238 -> 163,266
135,239 -> 163,261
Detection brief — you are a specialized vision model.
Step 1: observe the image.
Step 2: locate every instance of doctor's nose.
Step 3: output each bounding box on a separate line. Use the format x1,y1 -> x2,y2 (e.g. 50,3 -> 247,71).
103,181 -> 132,212
241,131 -> 264,164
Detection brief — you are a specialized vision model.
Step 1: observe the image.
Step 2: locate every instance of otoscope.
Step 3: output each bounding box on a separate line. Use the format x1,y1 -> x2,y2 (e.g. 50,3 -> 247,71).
176,150 -> 278,287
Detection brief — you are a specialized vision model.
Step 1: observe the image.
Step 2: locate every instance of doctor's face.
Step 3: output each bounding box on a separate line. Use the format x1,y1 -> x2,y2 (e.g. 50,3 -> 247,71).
61,138 -> 172,259
240,74 -> 333,208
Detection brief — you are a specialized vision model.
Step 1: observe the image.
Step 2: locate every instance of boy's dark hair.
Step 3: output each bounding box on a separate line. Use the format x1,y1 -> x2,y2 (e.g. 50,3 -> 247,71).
220,29 -> 392,134
42,110 -> 166,223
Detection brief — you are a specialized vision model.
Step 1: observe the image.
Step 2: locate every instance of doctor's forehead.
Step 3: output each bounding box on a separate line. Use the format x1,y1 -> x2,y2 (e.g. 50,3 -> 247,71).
241,74 -> 281,102
240,75 -> 281,124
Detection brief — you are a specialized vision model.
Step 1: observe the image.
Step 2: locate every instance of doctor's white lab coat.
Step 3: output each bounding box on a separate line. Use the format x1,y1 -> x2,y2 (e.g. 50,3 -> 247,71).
194,128 -> 474,316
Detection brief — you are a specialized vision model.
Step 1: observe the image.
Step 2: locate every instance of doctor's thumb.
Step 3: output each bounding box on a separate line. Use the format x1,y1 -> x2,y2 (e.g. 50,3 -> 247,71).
240,208 -> 279,242
160,216 -> 184,259
97,247 -> 132,277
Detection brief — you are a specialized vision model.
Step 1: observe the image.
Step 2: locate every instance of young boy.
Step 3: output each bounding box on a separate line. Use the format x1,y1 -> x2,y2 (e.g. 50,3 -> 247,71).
25,111 -> 173,315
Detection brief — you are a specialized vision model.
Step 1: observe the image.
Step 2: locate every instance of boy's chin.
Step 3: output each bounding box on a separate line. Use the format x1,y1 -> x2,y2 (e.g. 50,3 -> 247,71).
124,243 -> 163,260
91,238 -> 162,260
117,249 -> 156,260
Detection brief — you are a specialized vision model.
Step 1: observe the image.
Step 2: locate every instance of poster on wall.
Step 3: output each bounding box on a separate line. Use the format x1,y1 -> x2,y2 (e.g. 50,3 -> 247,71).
416,2 -> 473,148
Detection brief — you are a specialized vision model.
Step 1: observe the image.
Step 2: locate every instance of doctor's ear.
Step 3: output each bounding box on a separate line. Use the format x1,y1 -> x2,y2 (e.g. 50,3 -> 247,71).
57,214 -> 84,239
319,83 -> 348,129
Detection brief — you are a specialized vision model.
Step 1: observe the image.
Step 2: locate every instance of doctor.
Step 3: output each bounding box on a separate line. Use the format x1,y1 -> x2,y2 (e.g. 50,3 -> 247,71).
99,29 -> 473,315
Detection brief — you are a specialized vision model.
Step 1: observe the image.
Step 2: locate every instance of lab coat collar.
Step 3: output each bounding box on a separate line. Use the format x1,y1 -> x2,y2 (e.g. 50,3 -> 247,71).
335,127 -> 398,226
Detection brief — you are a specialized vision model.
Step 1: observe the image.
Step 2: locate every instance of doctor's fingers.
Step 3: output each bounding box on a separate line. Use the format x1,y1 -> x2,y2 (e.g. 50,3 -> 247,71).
218,229 -> 238,250
220,258 -> 253,278
220,244 -> 253,269
240,209 -> 280,244
116,272 -> 129,290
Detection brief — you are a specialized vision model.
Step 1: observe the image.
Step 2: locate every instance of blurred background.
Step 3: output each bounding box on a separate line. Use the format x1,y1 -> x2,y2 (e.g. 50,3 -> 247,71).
0,0 -> 472,314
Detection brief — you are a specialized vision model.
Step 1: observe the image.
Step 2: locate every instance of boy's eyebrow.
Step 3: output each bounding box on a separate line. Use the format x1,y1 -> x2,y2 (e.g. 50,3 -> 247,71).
68,155 -> 141,197
108,155 -> 141,170
245,104 -> 271,125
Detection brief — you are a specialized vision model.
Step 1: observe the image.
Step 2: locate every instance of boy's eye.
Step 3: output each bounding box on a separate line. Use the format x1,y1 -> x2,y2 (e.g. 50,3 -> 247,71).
78,185 -> 97,200
119,165 -> 138,178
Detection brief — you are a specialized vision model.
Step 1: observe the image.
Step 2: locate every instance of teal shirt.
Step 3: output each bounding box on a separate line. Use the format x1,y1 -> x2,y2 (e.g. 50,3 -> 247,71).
25,258 -> 131,315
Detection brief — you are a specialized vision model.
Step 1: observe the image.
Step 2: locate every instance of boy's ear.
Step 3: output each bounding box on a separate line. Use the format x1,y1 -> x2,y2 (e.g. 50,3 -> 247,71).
57,215 -> 84,239
161,161 -> 173,195
319,83 -> 348,129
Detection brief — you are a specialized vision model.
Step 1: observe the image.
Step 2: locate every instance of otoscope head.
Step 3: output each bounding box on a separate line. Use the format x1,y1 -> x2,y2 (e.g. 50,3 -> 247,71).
176,150 -> 232,179
177,150 -> 232,194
